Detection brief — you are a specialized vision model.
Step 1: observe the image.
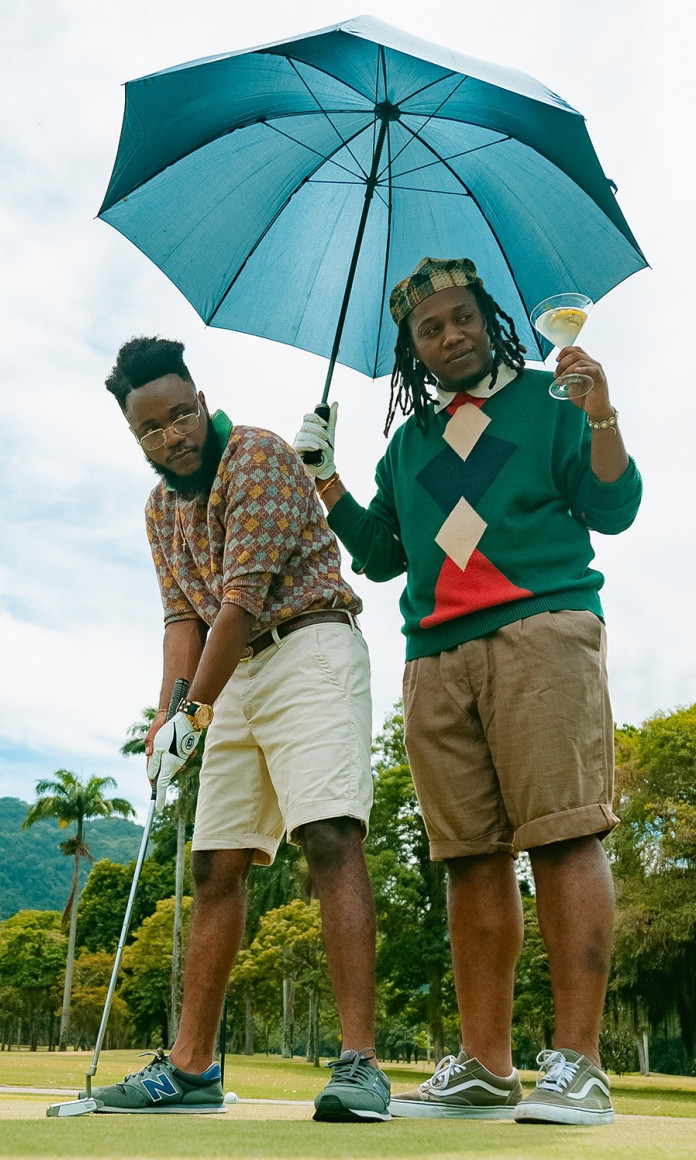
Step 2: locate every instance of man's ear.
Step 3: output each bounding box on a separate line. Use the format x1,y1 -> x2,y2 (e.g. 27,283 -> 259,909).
198,390 -> 208,415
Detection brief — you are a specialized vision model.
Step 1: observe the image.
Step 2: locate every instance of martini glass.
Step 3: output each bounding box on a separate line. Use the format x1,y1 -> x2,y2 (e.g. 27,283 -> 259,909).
531,293 -> 594,400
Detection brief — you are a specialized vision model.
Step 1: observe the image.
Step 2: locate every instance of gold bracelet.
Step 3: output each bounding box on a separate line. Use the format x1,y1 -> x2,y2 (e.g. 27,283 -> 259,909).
586,408 -> 618,434
317,472 -> 340,497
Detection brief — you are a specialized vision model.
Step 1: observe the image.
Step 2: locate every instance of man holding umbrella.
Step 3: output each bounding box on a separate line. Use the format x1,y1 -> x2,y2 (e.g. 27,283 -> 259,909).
295,256 -> 642,1126
86,336 -> 391,1122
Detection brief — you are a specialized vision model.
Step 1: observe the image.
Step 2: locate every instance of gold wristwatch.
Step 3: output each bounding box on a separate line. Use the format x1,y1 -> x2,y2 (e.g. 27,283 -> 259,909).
177,698 -> 214,730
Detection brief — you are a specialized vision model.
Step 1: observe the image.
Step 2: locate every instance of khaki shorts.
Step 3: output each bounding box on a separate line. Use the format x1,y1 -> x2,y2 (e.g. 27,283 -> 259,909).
192,619 -> 373,865
402,610 -> 617,859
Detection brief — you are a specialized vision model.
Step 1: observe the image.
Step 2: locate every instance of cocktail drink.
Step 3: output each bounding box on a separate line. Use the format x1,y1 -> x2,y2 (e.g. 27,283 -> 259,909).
530,293 -> 593,400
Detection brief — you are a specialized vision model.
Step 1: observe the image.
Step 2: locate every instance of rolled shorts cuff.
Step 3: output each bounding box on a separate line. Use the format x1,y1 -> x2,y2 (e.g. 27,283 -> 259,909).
191,832 -> 278,867
429,834 -> 515,861
514,803 -> 619,853
286,800 -> 370,845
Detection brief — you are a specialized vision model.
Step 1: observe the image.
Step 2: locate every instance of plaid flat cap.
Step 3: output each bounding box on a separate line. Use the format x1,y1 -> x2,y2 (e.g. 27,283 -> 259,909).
389,257 -> 481,326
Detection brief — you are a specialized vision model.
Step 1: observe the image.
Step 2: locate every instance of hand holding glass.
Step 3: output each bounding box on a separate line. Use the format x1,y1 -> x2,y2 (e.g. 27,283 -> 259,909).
531,294 -> 593,400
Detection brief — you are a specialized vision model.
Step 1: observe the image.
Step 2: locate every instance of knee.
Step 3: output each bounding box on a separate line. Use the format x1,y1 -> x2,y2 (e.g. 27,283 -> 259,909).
191,849 -> 253,900
529,833 -> 604,869
298,817 -> 364,877
446,850 -> 514,888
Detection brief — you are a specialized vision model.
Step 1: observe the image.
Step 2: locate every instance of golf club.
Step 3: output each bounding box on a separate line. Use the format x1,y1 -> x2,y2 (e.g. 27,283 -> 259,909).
46,677 -> 190,1117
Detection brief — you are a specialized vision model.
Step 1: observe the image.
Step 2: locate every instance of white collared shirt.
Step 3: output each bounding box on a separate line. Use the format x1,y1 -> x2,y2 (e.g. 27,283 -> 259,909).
433,363 -> 519,413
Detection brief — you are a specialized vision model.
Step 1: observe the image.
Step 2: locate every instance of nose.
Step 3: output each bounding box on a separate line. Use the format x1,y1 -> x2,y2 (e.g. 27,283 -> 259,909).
163,423 -> 185,447
442,320 -> 465,347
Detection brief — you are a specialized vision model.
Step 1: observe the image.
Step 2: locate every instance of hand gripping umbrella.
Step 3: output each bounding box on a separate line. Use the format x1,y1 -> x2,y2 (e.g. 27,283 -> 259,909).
98,15 -> 646,410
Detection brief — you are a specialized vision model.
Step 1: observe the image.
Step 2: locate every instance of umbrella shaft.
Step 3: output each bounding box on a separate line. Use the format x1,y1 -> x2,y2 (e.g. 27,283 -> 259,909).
321,112 -> 391,403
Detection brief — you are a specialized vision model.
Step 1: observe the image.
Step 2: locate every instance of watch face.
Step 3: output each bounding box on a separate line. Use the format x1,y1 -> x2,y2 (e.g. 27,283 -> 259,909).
194,705 -> 214,729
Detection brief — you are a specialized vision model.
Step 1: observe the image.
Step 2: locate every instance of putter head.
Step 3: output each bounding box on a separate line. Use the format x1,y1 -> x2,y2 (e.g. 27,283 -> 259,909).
46,1097 -> 101,1117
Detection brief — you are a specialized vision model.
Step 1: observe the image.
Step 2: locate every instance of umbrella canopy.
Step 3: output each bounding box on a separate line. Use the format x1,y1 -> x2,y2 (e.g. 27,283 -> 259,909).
99,15 -> 646,387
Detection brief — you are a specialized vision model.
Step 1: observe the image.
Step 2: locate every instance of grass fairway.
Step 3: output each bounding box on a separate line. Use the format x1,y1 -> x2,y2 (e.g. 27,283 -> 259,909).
1,1102 -> 695,1160
1,1052 -> 695,1158
2,1050 -> 696,1117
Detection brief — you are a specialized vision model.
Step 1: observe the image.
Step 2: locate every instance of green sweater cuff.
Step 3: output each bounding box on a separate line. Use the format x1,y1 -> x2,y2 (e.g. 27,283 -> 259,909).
326,491 -> 363,539
587,457 -> 641,507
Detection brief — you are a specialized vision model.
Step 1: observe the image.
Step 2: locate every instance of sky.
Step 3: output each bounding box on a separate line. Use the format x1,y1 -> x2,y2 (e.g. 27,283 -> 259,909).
1,0 -> 694,822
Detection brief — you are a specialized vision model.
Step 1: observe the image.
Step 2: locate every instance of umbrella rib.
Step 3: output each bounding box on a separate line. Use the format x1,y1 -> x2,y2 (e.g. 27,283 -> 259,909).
206,121 -> 376,326
368,37 -> 382,175
392,68 -> 460,109
287,58 -> 369,181
308,179 -> 368,186
368,49 -> 391,216
308,178 -> 390,213
390,133 -> 512,181
263,118 -> 369,183
377,75 -> 469,181
398,120 -> 531,336
387,185 -> 473,196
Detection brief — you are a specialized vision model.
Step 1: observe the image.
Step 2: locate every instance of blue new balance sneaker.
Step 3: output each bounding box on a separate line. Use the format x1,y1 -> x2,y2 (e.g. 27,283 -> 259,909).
81,1048 -> 226,1113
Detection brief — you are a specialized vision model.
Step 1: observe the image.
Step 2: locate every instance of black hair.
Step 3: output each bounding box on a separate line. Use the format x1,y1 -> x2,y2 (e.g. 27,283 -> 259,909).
105,336 -> 192,409
384,281 -> 527,436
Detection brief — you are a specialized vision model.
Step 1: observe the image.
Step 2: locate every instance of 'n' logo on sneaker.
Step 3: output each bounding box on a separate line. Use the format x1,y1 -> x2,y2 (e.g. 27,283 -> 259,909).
142,1071 -> 179,1102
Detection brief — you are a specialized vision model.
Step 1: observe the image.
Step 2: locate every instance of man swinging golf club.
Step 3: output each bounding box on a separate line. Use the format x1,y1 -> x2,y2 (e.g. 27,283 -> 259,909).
86,336 -> 390,1121
294,256 -> 642,1126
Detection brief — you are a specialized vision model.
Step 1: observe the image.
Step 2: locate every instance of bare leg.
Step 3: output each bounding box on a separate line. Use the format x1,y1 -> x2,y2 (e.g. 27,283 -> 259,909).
299,818 -> 377,1059
446,852 -> 524,1076
169,848 -> 253,1073
529,835 -> 615,1067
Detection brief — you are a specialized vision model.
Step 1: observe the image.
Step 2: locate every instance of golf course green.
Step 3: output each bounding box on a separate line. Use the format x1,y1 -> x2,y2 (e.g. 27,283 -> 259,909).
1,1052 -> 695,1159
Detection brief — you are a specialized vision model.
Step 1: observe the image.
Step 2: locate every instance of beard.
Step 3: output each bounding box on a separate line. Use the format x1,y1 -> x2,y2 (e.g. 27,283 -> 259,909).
147,419 -> 223,500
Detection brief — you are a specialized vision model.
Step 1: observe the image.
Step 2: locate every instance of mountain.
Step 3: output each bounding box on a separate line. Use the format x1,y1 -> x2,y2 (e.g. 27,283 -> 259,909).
0,797 -> 144,918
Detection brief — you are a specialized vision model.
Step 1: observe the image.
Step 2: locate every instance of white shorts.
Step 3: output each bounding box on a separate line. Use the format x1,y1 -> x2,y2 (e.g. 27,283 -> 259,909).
192,619 -> 373,865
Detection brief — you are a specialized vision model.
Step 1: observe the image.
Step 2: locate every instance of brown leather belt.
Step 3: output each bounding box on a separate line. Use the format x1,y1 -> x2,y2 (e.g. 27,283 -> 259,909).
242,610 -> 353,659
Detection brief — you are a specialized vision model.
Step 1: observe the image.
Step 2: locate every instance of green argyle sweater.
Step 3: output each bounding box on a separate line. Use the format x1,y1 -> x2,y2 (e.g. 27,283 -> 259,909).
328,369 -> 642,660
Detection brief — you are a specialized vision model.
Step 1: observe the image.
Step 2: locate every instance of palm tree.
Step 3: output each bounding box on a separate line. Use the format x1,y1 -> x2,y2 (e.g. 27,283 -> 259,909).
22,770 -> 134,1049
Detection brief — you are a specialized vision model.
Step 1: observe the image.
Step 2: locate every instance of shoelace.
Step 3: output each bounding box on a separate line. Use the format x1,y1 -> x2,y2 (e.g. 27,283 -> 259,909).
535,1049 -> 579,1093
325,1049 -> 378,1086
124,1047 -> 169,1082
420,1054 -> 462,1092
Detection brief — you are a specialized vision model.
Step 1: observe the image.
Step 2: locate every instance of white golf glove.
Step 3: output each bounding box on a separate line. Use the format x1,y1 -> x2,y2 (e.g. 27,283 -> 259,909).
293,402 -> 338,479
148,711 -> 201,812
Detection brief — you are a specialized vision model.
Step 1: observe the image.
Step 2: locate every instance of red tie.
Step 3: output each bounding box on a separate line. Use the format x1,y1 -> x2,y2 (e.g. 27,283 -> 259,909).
445,392 -> 487,416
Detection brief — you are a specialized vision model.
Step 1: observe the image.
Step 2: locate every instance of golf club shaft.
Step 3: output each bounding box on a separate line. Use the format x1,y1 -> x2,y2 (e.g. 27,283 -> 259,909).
85,677 -> 190,1094
219,994 -> 229,1087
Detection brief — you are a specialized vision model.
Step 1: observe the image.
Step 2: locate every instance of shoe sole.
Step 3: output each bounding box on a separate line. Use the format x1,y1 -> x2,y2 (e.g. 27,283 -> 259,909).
515,1103 -> 614,1126
314,1095 -> 391,1123
390,1100 -> 517,1120
96,1104 -> 227,1114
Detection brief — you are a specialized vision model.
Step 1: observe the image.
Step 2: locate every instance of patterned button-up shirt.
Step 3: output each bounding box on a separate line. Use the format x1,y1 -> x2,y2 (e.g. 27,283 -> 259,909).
145,412 -> 361,633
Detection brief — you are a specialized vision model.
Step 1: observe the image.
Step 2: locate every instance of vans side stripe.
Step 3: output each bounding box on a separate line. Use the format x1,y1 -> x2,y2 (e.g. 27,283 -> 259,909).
567,1078 -> 611,1101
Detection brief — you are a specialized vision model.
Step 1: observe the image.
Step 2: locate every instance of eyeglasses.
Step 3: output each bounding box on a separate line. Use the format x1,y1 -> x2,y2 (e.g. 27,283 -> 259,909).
137,404 -> 201,451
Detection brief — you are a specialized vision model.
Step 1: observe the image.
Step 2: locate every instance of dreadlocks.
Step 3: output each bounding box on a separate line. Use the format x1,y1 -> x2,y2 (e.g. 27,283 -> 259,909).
384,282 -> 526,437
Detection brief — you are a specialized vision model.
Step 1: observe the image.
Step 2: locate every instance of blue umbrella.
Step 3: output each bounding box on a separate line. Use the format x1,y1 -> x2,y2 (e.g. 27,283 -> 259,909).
99,14 -> 646,401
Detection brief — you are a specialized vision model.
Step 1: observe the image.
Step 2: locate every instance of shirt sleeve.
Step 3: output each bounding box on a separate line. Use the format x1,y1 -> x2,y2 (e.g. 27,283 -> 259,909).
218,430 -> 314,618
327,450 -> 408,582
145,500 -> 201,625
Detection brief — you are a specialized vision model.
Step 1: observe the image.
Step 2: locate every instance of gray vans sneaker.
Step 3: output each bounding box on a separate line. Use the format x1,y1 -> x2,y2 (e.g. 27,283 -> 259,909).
81,1048 -> 226,1113
514,1048 -> 614,1125
390,1050 -> 522,1118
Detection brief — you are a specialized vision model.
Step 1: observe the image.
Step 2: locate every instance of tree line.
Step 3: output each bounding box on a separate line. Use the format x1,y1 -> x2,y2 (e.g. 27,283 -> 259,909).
1,702 -> 695,1075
